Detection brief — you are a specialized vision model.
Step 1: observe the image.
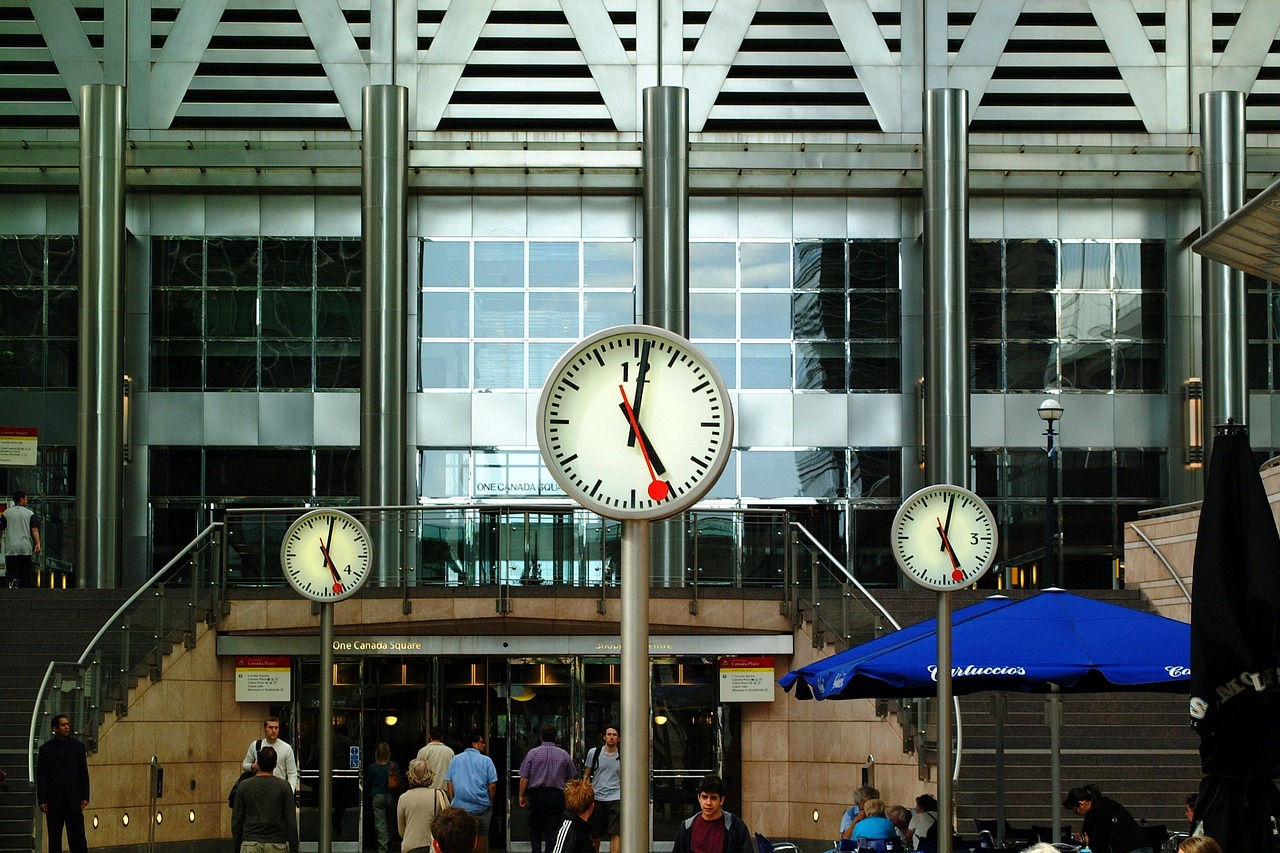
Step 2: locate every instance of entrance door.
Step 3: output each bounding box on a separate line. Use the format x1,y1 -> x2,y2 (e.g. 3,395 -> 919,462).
504,658 -> 576,852
297,658 -> 364,853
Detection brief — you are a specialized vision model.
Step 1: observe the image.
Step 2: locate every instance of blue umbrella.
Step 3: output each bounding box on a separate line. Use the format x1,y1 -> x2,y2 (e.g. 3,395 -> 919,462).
780,589 -> 1190,701
779,589 -> 1190,845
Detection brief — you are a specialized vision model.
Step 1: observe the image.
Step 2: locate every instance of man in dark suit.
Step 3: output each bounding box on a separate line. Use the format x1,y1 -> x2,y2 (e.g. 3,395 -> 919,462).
36,714 -> 90,853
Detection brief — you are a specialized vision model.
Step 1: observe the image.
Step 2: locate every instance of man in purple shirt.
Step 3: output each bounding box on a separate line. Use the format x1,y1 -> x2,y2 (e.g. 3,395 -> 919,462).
518,724 -> 578,853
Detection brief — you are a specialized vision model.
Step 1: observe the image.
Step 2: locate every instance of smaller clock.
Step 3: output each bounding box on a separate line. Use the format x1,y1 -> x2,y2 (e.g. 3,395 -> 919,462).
891,484 -> 998,591
279,509 -> 374,602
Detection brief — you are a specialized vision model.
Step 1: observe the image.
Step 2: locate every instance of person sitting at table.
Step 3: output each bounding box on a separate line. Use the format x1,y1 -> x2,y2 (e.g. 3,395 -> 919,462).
839,786 -> 880,842
1063,784 -> 1152,853
907,795 -> 937,850
850,799 -> 898,846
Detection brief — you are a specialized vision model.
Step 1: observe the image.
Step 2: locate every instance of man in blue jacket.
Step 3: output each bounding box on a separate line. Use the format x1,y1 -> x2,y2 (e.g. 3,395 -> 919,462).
672,775 -> 754,853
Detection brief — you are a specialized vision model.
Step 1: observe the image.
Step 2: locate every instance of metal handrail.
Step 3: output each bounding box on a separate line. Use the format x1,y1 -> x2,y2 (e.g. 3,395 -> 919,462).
790,521 -> 901,630
1128,523 -> 1193,604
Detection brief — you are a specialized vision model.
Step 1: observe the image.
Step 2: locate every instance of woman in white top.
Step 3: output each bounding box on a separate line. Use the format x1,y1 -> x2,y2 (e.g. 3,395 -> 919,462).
399,758 -> 451,853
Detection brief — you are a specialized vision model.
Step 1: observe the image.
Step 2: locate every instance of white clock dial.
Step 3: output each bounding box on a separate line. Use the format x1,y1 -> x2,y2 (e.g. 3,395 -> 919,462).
891,484 -> 998,591
537,325 -> 734,521
279,509 -> 374,602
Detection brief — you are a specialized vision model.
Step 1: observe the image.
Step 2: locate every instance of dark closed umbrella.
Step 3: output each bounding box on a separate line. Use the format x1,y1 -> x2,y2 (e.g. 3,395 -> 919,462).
1189,427 -> 1280,852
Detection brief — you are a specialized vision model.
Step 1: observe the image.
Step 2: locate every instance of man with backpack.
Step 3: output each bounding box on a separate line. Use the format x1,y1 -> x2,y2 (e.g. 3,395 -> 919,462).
582,725 -> 620,853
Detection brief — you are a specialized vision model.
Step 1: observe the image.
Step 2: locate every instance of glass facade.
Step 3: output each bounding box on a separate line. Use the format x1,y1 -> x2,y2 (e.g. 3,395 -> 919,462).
0,237 -> 78,389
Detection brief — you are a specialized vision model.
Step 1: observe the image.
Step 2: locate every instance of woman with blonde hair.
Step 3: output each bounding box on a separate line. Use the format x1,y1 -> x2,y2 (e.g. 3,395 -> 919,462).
399,757 -> 451,853
1176,837 -> 1222,853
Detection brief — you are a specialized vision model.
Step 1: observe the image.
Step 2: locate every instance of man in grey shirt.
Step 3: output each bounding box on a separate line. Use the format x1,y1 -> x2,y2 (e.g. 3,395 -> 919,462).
232,746 -> 299,853
583,725 -> 620,853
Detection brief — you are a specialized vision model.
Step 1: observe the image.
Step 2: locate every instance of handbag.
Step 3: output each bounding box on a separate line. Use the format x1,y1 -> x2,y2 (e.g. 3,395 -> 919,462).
388,762 -> 402,793
435,787 -> 450,811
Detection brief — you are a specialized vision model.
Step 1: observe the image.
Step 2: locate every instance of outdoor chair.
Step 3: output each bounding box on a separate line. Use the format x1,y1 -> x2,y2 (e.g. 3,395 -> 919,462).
1143,824 -> 1170,848
755,832 -> 801,853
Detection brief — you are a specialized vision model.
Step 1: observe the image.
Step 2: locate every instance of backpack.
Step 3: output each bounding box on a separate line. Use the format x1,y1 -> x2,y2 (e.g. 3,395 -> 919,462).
228,739 -> 263,809
583,744 -> 617,778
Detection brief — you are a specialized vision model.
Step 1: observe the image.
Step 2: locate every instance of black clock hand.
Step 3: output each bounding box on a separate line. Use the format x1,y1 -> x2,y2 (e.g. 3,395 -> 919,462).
619,385 -> 670,501
627,339 -> 652,448
616,403 -> 667,475
940,493 -> 955,551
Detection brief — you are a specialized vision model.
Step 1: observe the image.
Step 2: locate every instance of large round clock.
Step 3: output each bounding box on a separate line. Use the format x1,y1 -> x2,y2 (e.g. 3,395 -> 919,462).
536,325 -> 734,521
891,484 -> 998,591
279,509 -> 374,602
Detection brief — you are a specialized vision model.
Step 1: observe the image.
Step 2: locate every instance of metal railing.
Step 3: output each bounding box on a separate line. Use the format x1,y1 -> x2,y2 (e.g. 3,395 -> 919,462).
789,520 -> 900,649
28,523 -> 224,767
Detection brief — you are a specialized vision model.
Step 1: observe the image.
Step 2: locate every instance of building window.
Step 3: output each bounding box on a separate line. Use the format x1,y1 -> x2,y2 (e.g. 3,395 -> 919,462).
0,237 -> 78,389
970,239 -> 1166,392
419,239 -> 636,390
1246,273 -> 1280,390
150,238 -> 362,391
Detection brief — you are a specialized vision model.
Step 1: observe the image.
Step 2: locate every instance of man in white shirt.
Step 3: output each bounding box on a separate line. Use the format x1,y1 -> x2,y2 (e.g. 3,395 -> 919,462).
243,716 -> 300,792
1,491 -> 41,588
417,726 -> 454,792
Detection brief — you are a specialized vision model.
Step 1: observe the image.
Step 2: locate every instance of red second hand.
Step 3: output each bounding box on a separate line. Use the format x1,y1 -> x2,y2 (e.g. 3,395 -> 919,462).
619,385 -> 669,501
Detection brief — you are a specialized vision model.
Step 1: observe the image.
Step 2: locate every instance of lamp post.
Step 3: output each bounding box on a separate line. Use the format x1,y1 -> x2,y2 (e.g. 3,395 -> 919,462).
1038,398 -> 1064,588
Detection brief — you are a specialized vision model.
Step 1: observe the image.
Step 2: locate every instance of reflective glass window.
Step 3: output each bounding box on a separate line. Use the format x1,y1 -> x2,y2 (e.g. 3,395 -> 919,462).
700,342 -> 737,389
420,342 -> 470,389
529,241 -> 579,287
1005,240 -> 1056,290
1059,293 -> 1112,341
474,341 -> 525,388
528,291 -> 579,338
474,292 -> 526,338
422,292 -> 471,338
690,242 -> 736,289
792,290 -> 844,341
584,292 -> 633,332
741,343 -> 791,388
1060,241 -> 1110,290
690,292 -> 736,339
796,341 -> 845,391
422,241 -> 470,287
794,242 -> 844,290
584,242 -> 633,288
741,292 -> 791,339
474,242 -> 523,288
741,242 -> 790,289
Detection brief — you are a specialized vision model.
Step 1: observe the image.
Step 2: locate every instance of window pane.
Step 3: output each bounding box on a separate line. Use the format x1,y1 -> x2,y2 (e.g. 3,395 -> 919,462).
1006,240 -> 1056,290
741,292 -> 791,339
206,239 -> 259,288
261,290 -> 313,338
741,451 -> 802,498
316,240 -> 362,288
1115,292 -> 1163,340
528,291 -> 579,338
970,291 -> 1002,340
422,241 -> 470,287
421,342 -> 469,389
150,340 -> 202,390
1006,342 -> 1054,390
793,291 -> 844,340
1005,291 -> 1055,338
317,290 -> 360,338
847,292 -> 898,340
850,449 -> 899,499
422,292 -> 471,337
529,342 -> 570,389
1061,241 -> 1110,290
969,242 -> 1002,289
740,243 -> 790,289
474,242 -> 523,288
1060,342 -> 1112,390
47,340 -> 75,387
690,242 -> 736,289
690,292 -> 736,338
150,447 -> 203,496
794,242 -> 844,291
1061,449 -> 1112,498
474,341 -> 524,388
207,341 -> 258,389
155,238 -> 203,287
1249,342 -> 1270,390
583,242 -> 633,288
848,342 -> 899,391
0,287 -> 41,335
1116,450 -> 1165,498
529,242 -> 579,287
700,342 -> 736,389
207,448 -> 311,497
741,344 -> 791,388
261,239 -> 312,288
1059,292 -> 1112,341
317,448 -> 360,497
48,238 -> 76,287
206,290 -> 257,337
261,340 -> 312,388
1248,290 -> 1268,340
317,341 -> 360,389
1113,242 -> 1144,291
849,242 -> 897,290
584,292 -> 632,332
796,342 -> 845,391
1115,343 -> 1164,391
971,343 -> 1002,390
46,289 -> 76,337
474,292 -> 525,338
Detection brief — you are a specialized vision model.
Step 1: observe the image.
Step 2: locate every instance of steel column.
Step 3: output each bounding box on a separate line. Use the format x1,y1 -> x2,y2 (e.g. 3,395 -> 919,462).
77,83 -> 126,589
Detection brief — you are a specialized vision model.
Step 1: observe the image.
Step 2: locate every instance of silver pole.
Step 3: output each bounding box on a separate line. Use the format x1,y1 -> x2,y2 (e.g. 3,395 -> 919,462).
993,695 -> 1006,848
642,86 -> 688,335
923,87 -> 970,853
620,520 -> 651,853
361,85 -> 409,582
1199,90 -> 1247,461
1049,689 -> 1063,844
77,83 -> 126,589
319,602 -> 335,853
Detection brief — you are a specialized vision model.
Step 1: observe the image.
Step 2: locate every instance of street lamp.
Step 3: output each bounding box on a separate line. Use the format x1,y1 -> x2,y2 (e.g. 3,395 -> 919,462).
1038,398 -> 1064,588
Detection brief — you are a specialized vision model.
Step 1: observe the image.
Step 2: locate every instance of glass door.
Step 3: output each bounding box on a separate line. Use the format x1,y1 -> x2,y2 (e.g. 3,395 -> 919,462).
296,658 -> 364,853
651,658 -> 720,843
504,658 -> 576,852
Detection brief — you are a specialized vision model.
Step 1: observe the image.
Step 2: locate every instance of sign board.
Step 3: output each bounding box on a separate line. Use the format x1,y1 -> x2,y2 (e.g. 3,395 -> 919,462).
235,655 -> 292,702
0,427 -> 37,466
718,656 -> 776,702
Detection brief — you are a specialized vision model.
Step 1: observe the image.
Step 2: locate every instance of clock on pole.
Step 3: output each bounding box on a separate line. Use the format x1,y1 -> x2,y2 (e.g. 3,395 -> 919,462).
279,508 -> 374,602
536,324 -> 734,521
891,484 -> 998,591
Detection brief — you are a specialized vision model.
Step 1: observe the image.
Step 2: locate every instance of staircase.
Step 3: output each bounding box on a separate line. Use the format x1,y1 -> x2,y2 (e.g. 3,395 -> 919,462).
0,589 -> 133,853
826,587 -> 1198,836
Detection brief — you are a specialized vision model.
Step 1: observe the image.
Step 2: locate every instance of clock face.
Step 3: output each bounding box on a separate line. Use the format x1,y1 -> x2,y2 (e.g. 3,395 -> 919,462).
279,509 -> 374,602
891,484 -> 998,591
537,325 -> 734,521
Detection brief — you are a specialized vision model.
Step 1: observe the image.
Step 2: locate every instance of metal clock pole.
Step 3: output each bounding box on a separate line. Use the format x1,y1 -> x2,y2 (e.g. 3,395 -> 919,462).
936,594 -> 952,853
620,520 -> 650,853
318,601 -> 335,853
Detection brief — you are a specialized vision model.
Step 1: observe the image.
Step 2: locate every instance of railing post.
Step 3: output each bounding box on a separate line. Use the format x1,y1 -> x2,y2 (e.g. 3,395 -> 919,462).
118,620 -> 130,717
689,512 -> 700,615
